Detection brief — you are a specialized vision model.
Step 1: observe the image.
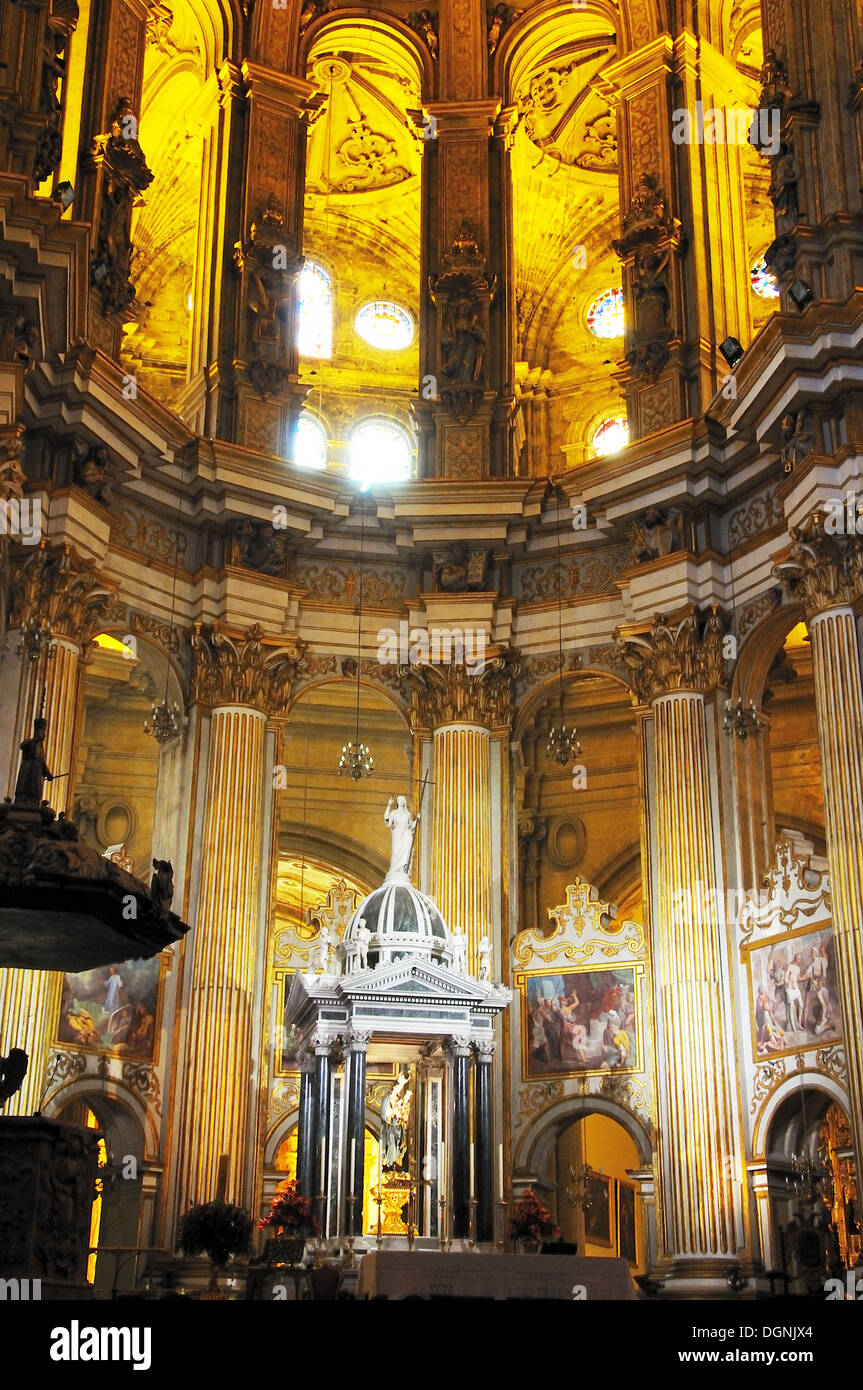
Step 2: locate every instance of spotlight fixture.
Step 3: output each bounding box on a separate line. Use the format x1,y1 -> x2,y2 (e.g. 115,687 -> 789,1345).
789,278 -> 814,311
719,336 -> 744,368
50,181 -> 75,210
338,739 -> 374,781
143,699 -> 182,744
723,697 -> 761,740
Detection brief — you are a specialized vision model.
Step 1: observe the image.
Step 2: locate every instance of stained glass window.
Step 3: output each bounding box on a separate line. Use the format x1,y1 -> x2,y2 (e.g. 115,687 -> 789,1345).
355,301 -> 414,350
586,287 -> 625,338
750,255 -> 780,299
591,414 -> 629,457
349,418 -> 413,487
297,261 -> 332,358
294,413 -> 327,469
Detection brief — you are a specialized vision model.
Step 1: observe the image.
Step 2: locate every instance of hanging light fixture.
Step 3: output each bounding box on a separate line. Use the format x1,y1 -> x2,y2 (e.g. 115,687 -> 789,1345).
546,483 -> 581,766
339,494 -> 374,780
722,546 -> 762,740
144,488 -> 183,744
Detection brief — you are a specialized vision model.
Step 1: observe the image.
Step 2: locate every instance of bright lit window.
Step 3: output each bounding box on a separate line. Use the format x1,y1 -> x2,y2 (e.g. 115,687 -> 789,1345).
750,255 -> 780,299
294,413 -> 327,469
297,261 -> 332,358
587,287 -> 625,338
94,633 -> 136,658
349,418 -> 413,487
355,301 -> 414,350
591,414 -> 629,457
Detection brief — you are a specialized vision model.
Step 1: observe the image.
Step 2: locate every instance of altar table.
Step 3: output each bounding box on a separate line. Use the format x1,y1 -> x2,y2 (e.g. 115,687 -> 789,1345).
355,1252 -> 638,1300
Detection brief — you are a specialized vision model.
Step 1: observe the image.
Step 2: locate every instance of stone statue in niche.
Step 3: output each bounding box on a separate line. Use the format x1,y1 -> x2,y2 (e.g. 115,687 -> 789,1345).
14,716 -> 56,805
298,0 -> 333,37
12,315 -> 39,364
449,925 -> 467,975
440,291 -> 485,384
769,142 -> 802,235
74,442 -> 114,507
407,10 -> 438,60
628,506 -> 684,564
90,99 -> 153,318
627,246 -> 672,380
487,4 -> 522,57
385,795 -> 418,878
229,517 -> 288,577
779,408 -> 814,472
233,200 -> 303,380
478,933 -> 492,981
431,541 -> 490,592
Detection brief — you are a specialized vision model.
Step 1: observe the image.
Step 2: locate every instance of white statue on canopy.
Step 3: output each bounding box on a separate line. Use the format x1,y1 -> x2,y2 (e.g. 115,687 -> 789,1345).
384,795 -> 418,879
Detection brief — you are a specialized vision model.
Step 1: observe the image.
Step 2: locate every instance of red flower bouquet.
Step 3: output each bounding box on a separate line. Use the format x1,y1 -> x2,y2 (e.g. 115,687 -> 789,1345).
259,1179 -> 320,1235
508,1188 -> 561,1242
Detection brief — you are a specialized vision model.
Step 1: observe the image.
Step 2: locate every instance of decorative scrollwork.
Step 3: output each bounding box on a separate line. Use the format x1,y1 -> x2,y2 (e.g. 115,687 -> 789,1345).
751,1058 -> 786,1113
815,1044 -> 847,1086
121,1063 -> 161,1114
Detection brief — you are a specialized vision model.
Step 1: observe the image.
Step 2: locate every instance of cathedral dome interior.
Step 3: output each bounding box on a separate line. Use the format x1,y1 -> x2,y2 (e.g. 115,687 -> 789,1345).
0,0 -> 862,1329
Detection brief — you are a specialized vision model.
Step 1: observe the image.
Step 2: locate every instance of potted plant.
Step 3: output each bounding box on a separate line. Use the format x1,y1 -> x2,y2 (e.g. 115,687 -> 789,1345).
177,1200 -> 253,1297
259,1179 -> 319,1266
508,1188 -> 560,1253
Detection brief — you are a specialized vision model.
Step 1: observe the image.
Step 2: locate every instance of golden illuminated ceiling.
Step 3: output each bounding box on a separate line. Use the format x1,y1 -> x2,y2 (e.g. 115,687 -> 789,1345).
274,857 -> 368,937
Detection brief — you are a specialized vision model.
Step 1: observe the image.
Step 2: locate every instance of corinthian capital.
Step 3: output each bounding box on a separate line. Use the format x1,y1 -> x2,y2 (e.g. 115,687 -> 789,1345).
615,605 -> 727,704
772,510 -> 863,617
406,651 -> 519,731
190,621 -> 307,717
9,542 -> 116,650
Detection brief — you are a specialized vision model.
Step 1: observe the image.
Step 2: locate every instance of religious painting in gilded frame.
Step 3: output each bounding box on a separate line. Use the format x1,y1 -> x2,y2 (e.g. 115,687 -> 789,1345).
744,923 -> 841,1061
616,1179 -> 638,1265
55,955 -> 164,1062
516,965 -> 641,1079
584,1170 -> 613,1247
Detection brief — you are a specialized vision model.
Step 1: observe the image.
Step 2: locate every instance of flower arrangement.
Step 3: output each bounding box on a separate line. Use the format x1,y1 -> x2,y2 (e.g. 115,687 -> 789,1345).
177,1200 -> 253,1292
508,1188 -> 561,1243
259,1179 -> 319,1235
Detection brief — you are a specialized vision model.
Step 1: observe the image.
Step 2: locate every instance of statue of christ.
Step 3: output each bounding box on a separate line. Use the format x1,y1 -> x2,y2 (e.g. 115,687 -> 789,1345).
385,795 -> 418,879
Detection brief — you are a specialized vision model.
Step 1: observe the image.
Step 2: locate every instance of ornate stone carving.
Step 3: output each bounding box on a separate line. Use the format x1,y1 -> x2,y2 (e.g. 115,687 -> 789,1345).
515,1079 -> 565,1125
431,542 -> 490,592
729,487 -> 785,548
778,408 -> 813,473
346,1026 -> 373,1051
89,99 -> 154,318
751,1058 -> 786,1113
474,1036 -> 495,1060
33,2 -> 77,185
406,653 -> 518,730
612,174 -> 680,259
738,587 -> 783,644
228,518 -> 289,578
627,506 -> 684,564
190,622 -> 307,716
428,246 -> 497,424
575,109 -> 617,171
407,10 -> 438,60
615,605 -> 727,704
773,511 -> 863,617
518,549 -> 628,601
233,198 -> 303,396
737,840 -> 829,944
111,506 -> 187,563
73,442 -> 114,507
768,140 -> 802,236
816,1044 -> 847,1086
627,246 -> 672,380
294,563 -> 410,603
9,542 -> 116,649
121,1062 -> 161,1114
514,875 -> 644,967
486,3 -> 520,57
447,1032 -> 473,1058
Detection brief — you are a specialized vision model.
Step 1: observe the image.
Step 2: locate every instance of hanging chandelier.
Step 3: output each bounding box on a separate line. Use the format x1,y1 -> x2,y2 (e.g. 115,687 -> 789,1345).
144,698 -> 183,744
723,697 -> 761,740
339,495 -> 374,779
545,482 -> 581,766
145,489 -> 184,744
17,614 -> 54,665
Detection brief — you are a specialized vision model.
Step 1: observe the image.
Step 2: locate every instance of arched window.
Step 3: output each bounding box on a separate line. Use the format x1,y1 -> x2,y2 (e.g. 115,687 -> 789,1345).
294,413 -> 328,470
750,255 -> 780,300
586,287 -> 625,339
590,414 -> 629,457
355,301 -> 414,350
349,418 -> 413,487
297,262 -> 333,358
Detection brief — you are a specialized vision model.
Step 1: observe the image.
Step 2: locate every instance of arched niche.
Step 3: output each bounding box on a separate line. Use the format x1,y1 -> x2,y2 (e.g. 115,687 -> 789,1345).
515,669 -> 643,926
74,631 -> 186,880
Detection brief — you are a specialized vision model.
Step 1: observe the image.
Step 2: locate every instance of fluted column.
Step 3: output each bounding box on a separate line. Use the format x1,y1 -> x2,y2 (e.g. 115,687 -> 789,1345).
474,1038 -> 494,1243
409,656 -> 515,972
0,544 -> 113,1116
617,608 -> 745,1281
175,623 -> 306,1210
774,514 -> 863,1177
